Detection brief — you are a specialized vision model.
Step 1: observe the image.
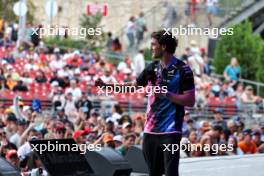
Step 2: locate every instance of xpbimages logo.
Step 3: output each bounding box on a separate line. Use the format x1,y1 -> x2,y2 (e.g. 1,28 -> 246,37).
97,85 -> 168,96
163,25 -> 234,38
32,25 -> 102,39
30,141 -> 101,154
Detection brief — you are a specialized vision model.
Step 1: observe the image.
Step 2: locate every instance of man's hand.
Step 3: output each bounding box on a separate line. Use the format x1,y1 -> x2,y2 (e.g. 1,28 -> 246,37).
95,78 -> 106,87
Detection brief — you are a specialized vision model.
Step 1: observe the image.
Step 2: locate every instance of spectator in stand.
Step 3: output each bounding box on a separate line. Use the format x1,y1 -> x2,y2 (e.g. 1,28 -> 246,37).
224,57 -> 241,87
54,122 -> 66,139
4,113 -> 18,139
212,108 -> 227,131
122,122 -> 133,135
13,80 -> 28,92
133,50 -> 145,76
0,128 -> 17,157
101,68 -> 117,84
200,125 -> 223,156
116,133 -> 136,156
241,85 -> 262,104
24,58 -> 39,71
227,136 -> 243,155
5,149 -> 19,168
188,40 -> 204,77
63,92 -> 78,121
113,135 -> 123,148
133,114 -> 144,135
75,92 -> 93,118
111,104 -> 123,122
49,54 -> 66,71
20,72 -> 33,84
66,50 -> 83,69
238,129 -> 258,154
65,79 -> 82,102
135,12 -> 146,45
0,75 -> 8,90
9,119 -> 27,148
125,16 -> 136,49
35,70 -> 47,83
252,130 -> 264,153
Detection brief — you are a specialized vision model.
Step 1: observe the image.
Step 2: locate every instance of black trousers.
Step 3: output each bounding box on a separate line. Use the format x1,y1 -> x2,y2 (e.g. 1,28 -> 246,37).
143,133 -> 182,176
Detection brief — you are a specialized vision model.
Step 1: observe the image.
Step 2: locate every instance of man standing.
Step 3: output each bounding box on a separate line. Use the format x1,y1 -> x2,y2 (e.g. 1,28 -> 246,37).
96,30 -> 195,176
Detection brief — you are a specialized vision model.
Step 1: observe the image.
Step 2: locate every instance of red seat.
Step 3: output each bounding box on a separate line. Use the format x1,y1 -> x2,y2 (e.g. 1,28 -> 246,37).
223,97 -> 237,115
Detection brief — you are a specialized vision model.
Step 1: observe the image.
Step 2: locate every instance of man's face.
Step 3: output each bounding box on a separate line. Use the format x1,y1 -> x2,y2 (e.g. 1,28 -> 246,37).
244,134 -> 251,143
151,38 -> 163,58
124,137 -> 135,148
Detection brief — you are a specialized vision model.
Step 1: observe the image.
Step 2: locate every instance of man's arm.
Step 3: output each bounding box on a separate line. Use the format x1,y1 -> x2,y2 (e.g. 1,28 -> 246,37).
165,89 -> 195,107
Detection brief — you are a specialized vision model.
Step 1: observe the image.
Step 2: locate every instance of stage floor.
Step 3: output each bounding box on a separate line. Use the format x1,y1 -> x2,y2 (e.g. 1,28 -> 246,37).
131,154 -> 264,176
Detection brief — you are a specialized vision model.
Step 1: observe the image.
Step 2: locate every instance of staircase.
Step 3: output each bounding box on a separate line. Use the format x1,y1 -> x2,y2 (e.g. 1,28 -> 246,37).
117,0 -> 263,58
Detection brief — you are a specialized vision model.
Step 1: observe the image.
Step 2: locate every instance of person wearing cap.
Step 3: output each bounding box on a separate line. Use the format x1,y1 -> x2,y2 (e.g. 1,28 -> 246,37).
105,118 -> 116,136
10,119 -> 27,148
96,30 -> 195,176
212,108 -> 228,131
73,129 -> 88,144
5,149 -> 19,168
122,122 -> 132,135
102,134 -> 115,149
238,129 -> 258,154
252,130 -> 264,153
4,113 -> 18,139
113,135 -> 123,148
116,133 -> 136,156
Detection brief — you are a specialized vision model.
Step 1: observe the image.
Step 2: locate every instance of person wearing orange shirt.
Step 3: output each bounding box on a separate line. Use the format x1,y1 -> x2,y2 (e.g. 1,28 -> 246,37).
238,129 -> 258,154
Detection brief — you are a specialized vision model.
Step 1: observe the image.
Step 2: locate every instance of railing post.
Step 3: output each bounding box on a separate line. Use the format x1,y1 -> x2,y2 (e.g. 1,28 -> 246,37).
257,84 -> 260,96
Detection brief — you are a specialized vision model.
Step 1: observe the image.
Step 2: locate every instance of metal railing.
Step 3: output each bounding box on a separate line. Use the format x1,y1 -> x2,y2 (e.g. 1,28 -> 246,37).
212,73 -> 264,96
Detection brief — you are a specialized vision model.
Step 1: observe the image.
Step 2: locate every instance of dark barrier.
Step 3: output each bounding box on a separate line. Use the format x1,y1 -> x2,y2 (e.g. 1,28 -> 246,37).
85,147 -> 132,176
125,145 -> 148,174
29,139 -> 95,176
0,157 -> 20,176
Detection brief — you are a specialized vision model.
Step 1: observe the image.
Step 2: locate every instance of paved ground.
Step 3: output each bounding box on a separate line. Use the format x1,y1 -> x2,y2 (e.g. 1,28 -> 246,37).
131,154 -> 264,176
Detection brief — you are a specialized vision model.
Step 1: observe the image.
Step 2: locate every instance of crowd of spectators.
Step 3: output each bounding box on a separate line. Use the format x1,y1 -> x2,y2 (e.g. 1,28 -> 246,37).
0,14 -> 264,176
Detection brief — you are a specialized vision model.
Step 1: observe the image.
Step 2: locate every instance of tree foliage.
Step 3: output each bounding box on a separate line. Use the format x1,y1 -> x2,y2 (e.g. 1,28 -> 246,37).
0,0 -> 35,24
79,12 -> 105,50
213,20 -> 264,81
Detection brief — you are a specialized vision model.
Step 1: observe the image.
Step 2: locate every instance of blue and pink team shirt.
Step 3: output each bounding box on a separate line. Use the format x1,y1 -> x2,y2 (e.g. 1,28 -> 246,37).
136,57 -> 195,134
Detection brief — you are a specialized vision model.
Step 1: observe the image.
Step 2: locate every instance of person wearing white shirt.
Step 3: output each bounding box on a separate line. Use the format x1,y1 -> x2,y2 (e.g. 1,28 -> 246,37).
133,50 -> 145,76
65,79 -> 82,101
49,54 -> 66,71
101,69 -> 117,84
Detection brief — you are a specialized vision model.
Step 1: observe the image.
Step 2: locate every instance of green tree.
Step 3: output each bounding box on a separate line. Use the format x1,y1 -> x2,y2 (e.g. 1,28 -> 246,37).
79,12 -> 105,50
213,20 -> 263,81
0,0 -> 35,24
256,42 -> 264,82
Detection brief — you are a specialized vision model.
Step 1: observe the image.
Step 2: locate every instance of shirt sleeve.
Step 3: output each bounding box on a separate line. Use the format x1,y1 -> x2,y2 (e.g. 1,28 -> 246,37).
181,64 -> 195,92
